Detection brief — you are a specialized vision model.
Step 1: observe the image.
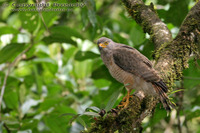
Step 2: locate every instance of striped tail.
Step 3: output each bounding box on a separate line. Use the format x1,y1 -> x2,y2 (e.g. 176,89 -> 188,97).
153,80 -> 175,111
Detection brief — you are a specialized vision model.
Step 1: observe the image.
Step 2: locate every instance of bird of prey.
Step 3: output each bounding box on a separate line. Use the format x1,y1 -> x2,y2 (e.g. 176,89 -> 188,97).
97,37 -> 174,111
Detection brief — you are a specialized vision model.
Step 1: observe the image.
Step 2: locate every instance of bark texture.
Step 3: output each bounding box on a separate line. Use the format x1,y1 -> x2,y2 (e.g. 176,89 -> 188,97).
122,0 -> 172,49
83,0 -> 200,132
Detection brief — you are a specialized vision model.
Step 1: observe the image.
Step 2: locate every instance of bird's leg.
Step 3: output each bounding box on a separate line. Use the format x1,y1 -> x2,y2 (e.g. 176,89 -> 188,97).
118,89 -> 132,108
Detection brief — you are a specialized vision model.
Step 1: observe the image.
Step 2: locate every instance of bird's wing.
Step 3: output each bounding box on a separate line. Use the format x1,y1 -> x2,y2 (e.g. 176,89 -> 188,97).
118,45 -> 153,68
112,45 -> 167,88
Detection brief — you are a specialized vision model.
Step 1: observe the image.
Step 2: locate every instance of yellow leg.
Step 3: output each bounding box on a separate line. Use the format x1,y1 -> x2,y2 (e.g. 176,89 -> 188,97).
118,89 -> 132,108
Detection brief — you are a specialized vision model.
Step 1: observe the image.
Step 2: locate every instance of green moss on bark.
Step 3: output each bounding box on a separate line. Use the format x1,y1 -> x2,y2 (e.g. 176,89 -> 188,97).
83,95 -> 158,133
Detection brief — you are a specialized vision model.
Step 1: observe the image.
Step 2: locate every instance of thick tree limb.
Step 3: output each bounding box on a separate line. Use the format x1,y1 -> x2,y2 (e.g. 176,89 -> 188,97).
122,0 -> 172,49
155,0 -> 200,86
83,1 -> 200,133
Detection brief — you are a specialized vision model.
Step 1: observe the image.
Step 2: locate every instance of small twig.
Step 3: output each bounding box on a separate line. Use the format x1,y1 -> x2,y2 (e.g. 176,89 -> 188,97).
0,37 -> 34,120
36,0 -> 50,33
177,80 -> 184,133
3,123 -> 11,133
177,90 -> 184,133
0,67 -> 10,120
21,55 -> 37,61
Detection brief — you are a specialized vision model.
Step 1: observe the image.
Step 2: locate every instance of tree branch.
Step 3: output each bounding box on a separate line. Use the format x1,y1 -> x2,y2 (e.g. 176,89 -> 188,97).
122,0 -> 172,49
83,1 -> 200,132
155,0 -> 200,87
84,94 -> 158,133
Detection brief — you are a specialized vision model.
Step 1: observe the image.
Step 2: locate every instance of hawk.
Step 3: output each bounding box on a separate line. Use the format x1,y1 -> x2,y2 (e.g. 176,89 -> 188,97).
97,37 -> 174,111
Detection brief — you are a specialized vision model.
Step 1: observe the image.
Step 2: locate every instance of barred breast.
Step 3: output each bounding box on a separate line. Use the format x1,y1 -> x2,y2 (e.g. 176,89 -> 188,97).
106,58 -> 157,96
108,63 -> 133,84
102,53 -> 137,90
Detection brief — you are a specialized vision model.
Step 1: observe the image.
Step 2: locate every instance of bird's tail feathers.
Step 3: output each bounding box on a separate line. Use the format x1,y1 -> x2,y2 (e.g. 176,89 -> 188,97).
154,85 -> 175,112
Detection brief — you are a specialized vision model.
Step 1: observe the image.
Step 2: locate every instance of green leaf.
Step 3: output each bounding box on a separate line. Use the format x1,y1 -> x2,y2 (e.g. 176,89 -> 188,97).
91,65 -> 114,81
88,10 -> 97,27
2,116 -> 20,131
32,64 -> 42,93
7,13 -> 22,29
19,12 -> 39,32
113,33 -> 129,45
191,95 -> 200,107
74,51 -> 99,61
186,106 -> 200,120
18,84 -> 27,105
61,113 -> 76,117
77,117 -> 87,128
4,91 -> 19,109
92,82 -> 122,107
94,79 -> 111,88
44,114 -> 70,133
183,60 -> 200,89
86,0 -> 97,27
62,46 -> 77,64
144,107 -> 167,129
105,86 -> 123,112
41,11 -> 60,28
130,25 -> 145,46
65,81 -> 74,93
2,116 -> 19,125
0,26 -> 19,35
21,119 -> 39,130
0,72 -> 21,90
47,84 -> 62,96
164,0 -> 189,26
43,26 -> 83,45
81,7 -> 88,28
0,43 -> 26,64
86,106 -> 101,113
32,58 -> 58,74
138,40 -> 154,59
69,114 -> 81,125
63,111 -> 99,125
23,75 -> 34,89
32,57 -> 56,64
44,106 -> 76,133
39,97 -> 63,111
1,2 -> 12,20
14,63 -> 32,77
73,60 -> 93,79
82,112 -> 99,117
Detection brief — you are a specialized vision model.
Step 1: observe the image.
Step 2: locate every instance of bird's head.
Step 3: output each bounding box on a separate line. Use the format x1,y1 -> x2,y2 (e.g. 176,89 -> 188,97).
97,37 -> 114,52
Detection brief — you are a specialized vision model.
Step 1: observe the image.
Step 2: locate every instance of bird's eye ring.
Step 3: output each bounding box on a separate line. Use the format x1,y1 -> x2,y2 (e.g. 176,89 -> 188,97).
104,42 -> 108,45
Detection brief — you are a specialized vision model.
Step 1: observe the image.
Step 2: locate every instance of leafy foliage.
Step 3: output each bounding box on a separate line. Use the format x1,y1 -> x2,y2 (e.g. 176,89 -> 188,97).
0,0 -> 199,133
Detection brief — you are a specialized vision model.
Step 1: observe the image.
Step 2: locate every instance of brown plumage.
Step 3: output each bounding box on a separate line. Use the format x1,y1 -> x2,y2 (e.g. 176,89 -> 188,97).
97,37 -> 174,111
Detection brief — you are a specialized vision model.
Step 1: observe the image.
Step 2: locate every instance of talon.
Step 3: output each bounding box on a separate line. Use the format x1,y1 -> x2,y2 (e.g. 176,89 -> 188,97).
118,90 -> 131,109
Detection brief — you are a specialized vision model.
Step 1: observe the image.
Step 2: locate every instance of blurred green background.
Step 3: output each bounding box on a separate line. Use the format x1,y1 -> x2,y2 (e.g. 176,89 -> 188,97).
0,0 -> 200,132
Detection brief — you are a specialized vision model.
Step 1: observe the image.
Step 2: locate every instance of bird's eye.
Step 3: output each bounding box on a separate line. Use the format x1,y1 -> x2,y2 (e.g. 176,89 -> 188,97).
104,42 -> 108,45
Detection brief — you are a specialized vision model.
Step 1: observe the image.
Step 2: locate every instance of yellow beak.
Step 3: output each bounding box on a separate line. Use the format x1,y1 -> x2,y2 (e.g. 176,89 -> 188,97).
99,43 -> 107,48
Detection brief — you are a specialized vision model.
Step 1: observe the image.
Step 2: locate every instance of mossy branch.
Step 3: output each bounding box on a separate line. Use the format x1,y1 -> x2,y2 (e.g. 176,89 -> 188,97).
155,0 -> 200,87
83,94 -> 158,133
83,1 -> 200,132
121,0 -> 172,49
